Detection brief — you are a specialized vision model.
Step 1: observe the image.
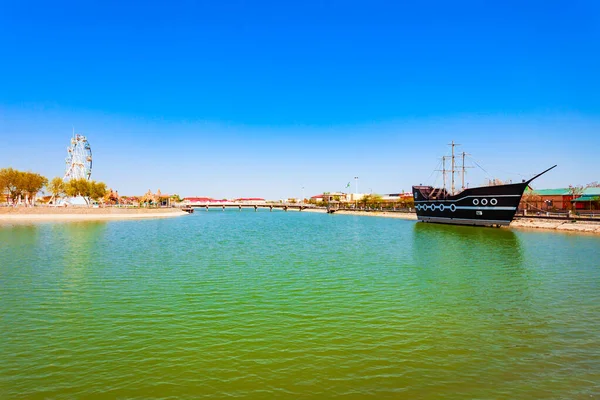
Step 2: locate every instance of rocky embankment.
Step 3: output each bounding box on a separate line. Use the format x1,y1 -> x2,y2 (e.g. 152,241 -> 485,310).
510,217 -> 600,234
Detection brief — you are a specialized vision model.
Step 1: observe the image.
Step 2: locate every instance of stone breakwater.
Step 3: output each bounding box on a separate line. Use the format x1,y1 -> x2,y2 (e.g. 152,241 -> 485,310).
0,207 -> 187,221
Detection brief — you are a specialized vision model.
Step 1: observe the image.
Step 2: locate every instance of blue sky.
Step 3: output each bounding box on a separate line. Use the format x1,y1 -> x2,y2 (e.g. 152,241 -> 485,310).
1,1 -> 599,199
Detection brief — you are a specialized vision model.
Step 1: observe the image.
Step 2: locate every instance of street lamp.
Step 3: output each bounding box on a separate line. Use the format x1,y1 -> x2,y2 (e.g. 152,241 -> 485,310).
354,177 -> 359,208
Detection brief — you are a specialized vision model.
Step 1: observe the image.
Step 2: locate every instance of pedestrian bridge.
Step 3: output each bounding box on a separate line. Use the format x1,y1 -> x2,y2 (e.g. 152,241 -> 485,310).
180,202 -> 316,211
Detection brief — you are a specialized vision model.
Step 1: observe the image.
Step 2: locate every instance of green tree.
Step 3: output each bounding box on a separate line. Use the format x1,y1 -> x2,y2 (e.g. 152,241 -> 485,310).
0,168 -> 48,205
21,172 -> 48,206
0,167 -> 22,204
369,194 -> 383,209
89,181 -> 107,204
401,197 -> 415,209
48,177 -> 66,204
359,194 -> 371,208
65,179 -> 109,206
65,178 -> 91,204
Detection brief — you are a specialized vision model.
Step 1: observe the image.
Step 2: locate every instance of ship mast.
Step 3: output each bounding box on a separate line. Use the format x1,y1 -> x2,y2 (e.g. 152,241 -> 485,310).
459,151 -> 473,192
442,156 -> 447,194
449,141 -> 460,195
461,151 -> 466,191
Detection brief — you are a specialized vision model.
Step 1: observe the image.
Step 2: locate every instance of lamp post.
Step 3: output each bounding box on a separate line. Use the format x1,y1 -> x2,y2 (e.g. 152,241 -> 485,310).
354,177 -> 358,208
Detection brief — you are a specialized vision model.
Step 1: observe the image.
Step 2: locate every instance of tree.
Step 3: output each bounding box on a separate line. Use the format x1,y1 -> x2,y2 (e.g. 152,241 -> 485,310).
48,177 -> 66,204
0,168 -> 22,204
170,194 -> 183,203
65,178 -> 93,205
64,179 -> 109,206
0,168 -> 48,205
89,181 -> 107,204
402,197 -> 415,209
370,194 -> 383,209
0,168 -> 13,203
359,194 -> 371,208
21,172 -> 47,206
568,185 -> 584,211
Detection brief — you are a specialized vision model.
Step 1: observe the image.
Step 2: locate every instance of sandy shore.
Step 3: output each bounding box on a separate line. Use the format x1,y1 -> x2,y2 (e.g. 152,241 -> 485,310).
0,207 -> 188,222
330,210 -> 418,220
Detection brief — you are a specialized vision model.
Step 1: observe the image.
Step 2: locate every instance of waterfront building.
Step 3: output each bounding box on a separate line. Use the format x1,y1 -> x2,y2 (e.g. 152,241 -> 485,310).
571,188 -> 600,210
520,187 -> 600,211
521,188 -> 575,211
310,192 -> 352,203
233,198 -> 266,204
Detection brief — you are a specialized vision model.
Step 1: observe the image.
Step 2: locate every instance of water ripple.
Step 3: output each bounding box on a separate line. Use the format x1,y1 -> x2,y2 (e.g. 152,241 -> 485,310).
1,213 -> 599,398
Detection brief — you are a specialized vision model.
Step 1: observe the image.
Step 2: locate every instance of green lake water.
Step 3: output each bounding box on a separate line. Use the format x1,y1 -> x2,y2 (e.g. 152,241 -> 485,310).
1,211 -> 599,399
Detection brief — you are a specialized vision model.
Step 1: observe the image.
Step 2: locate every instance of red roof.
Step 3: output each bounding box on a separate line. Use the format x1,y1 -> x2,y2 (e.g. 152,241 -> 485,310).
233,198 -> 265,201
183,197 -> 215,202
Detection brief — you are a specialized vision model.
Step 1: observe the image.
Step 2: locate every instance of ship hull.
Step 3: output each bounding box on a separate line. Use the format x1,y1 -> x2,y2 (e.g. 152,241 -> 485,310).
412,182 -> 529,227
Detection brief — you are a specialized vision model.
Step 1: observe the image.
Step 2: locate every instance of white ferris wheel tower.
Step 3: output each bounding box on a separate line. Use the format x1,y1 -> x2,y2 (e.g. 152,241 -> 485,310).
63,133 -> 93,181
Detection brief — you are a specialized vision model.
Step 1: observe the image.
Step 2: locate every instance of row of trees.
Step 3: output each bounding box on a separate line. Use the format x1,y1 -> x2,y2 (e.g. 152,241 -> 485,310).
307,193 -> 415,210
1,168 -> 108,206
47,177 -> 107,205
355,194 -> 414,210
0,168 -> 48,206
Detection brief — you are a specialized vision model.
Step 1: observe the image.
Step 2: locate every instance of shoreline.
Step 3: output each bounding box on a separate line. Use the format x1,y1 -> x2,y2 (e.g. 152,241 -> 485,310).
326,209 -> 600,234
2,206 -> 599,234
330,209 -> 418,220
0,207 -> 187,222
509,217 -> 600,234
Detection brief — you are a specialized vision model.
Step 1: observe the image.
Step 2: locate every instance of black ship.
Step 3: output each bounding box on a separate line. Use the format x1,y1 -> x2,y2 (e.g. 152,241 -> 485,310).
412,143 -> 556,227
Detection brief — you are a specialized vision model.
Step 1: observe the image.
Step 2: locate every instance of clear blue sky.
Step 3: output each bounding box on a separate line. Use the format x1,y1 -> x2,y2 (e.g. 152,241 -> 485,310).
1,1 -> 599,199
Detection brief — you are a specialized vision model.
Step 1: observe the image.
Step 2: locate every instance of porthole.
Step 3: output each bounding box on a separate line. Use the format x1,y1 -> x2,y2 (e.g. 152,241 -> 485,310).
481,199 -> 488,205
473,198 -> 479,205
490,198 -> 497,205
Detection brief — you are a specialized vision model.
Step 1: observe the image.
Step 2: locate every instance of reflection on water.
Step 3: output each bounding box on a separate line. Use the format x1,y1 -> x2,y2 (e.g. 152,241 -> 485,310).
411,222 -> 534,335
412,222 -> 524,267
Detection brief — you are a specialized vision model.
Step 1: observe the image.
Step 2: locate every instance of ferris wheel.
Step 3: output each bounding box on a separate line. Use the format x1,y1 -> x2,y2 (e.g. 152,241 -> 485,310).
63,134 -> 92,181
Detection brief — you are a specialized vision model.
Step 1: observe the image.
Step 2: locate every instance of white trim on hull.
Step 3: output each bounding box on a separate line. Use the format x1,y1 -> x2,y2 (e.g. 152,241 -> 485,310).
417,216 -> 512,226
414,194 -> 521,203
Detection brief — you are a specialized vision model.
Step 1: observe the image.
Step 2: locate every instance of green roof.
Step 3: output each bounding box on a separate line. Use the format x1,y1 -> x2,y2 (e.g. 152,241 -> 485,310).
583,187 -> 600,195
572,195 -> 600,203
531,188 -> 571,196
525,187 -> 600,197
